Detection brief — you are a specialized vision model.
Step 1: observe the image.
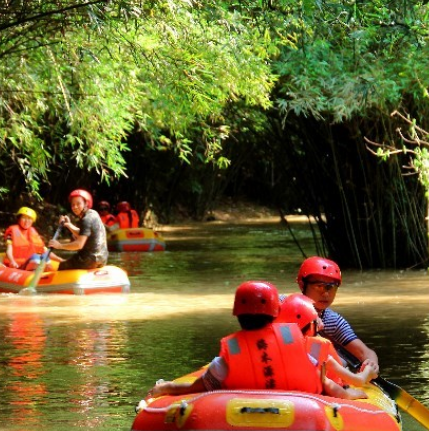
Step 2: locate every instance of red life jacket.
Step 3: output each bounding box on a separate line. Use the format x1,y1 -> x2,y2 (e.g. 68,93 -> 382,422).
100,213 -> 117,227
220,323 -> 322,393
3,225 -> 45,267
116,210 -> 139,228
305,335 -> 345,386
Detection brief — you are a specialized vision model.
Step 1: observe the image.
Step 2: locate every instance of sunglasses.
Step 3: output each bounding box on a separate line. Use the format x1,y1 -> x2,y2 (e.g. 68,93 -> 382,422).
306,281 -> 339,292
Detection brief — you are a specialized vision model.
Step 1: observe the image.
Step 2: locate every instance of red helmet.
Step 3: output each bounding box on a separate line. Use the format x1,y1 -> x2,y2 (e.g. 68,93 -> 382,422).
276,293 -> 317,329
297,256 -> 341,290
98,200 -> 111,210
117,201 -> 131,212
233,281 -> 279,317
68,189 -> 93,209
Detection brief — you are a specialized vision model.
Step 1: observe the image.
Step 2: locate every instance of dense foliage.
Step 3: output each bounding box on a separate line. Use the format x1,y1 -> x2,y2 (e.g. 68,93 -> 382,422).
0,1 -> 274,197
2,0 -> 429,268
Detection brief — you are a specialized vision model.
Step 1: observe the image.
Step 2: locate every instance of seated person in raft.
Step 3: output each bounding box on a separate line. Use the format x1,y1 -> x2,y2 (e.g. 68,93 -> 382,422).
97,200 -> 117,232
146,281 -> 376,400
3,206 -> 64,271
109,201 -> 140,230
48,189 -> 108,270
276,292 -> 378,395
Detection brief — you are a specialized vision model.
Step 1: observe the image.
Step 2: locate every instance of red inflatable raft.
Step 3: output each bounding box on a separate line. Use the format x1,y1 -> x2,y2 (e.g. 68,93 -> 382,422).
132,366 -> 401,431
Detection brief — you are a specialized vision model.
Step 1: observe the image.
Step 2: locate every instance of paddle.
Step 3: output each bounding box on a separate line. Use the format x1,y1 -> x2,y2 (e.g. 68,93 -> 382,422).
335,343 -> 429,430
20,221 -> 64,295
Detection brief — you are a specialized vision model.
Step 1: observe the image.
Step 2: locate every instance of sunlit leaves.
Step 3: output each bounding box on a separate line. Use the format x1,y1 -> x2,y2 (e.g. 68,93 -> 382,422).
272,0 -> 429,125
0,1 -> 275,196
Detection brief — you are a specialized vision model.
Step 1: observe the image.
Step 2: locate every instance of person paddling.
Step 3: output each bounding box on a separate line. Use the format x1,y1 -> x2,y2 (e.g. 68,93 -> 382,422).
48,189 -> 108,270
296,256 -> 379,374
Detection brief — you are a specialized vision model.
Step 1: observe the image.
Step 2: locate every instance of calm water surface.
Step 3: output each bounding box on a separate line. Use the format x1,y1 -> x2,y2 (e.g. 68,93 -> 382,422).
0,219 -> 428,431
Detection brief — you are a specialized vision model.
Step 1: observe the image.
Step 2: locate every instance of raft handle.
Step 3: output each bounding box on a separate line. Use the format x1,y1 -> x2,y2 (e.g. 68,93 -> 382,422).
179,401 -> 188,416
240,407 -> 280,415
330,403 -> 341,418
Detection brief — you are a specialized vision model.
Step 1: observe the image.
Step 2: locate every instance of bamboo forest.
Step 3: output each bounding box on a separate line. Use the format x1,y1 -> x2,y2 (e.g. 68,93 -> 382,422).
1,0 -> 429,269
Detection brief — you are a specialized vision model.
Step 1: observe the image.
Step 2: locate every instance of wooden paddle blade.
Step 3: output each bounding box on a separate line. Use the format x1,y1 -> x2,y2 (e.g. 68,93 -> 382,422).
336,344 -> 429,430
376,377 -> 429,429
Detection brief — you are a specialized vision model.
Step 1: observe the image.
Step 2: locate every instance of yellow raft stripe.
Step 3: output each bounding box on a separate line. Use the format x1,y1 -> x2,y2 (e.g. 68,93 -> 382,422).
226,398 -> 295,428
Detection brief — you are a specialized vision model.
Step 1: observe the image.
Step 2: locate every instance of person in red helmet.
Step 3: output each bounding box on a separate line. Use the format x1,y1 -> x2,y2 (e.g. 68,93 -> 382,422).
114,201 -> 139,229
147,281 -> 339,398
97,201 -> 117,231
277,293 -> 378,396
296,256 -> 379,373
49,189 -> 108,270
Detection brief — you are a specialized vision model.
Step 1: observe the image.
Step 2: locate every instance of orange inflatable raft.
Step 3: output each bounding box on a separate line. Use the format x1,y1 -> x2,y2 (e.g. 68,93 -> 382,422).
0,263 -> 130,295
107,228 -> 166,252
132,366 -> 401,431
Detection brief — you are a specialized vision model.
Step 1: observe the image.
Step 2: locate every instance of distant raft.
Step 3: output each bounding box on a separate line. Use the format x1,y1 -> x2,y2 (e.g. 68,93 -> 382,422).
0,263 -> 130,295
107,228 -> 166,252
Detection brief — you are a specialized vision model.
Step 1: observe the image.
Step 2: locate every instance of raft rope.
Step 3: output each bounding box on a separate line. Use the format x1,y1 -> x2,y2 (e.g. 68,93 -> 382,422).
141,389 -> 393,417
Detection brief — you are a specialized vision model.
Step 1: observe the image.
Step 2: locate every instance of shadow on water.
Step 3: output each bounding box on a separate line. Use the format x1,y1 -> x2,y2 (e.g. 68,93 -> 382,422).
0,219 -> 428,430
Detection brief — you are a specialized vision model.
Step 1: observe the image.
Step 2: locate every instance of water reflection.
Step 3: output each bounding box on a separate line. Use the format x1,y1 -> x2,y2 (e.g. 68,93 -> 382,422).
5,311 -> 47,427
0,220 -> 427,430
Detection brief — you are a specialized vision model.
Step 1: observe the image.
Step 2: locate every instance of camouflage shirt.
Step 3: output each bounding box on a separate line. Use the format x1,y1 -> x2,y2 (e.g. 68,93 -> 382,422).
59,209 -> 108,270
76,209 -> 108,264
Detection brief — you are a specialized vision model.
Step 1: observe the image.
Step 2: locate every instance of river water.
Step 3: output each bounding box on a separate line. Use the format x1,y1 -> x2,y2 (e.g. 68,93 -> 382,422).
0,219 -> 428,431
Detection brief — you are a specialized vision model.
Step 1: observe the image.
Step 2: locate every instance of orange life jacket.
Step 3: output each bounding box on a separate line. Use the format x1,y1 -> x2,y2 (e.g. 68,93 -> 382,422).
100,213 -> 117,227
305,335 -> 345,386
3,225 -> 45,267
220,323 -> 322,393
116,210 -> 139,228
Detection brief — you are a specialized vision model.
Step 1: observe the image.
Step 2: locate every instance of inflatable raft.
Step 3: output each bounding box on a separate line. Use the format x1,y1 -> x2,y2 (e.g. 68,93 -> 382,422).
132,366 -> 402,431
0,264 -> 130,295
107,228 -> 166,252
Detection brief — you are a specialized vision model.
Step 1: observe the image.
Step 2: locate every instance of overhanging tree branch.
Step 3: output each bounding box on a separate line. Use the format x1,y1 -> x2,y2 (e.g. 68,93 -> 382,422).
0,1 -> 106,32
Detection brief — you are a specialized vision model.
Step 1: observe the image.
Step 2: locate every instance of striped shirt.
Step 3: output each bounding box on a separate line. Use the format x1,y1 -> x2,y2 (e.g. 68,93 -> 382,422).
318,308 -> 358,346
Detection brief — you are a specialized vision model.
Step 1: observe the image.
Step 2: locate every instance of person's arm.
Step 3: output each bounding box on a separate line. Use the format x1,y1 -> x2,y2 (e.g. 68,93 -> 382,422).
322,309 -> 379,373
63,222 -> 80,238
148,376 -> 207,398
58,215 -> 80,238
147,357 -> 226,398
326,356 -> 378,386
323,377 -> 368,400
344,339 -> 379,373
5,243 -> 19,268
49,235 -> 88,251
48,251 -> 66,263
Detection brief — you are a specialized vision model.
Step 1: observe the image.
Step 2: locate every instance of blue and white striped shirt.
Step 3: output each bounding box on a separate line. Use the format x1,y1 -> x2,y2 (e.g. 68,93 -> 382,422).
318,308 -> 358,346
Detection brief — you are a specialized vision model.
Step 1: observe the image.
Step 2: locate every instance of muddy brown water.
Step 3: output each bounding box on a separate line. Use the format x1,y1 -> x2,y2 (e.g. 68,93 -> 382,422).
0,219 -> 427,430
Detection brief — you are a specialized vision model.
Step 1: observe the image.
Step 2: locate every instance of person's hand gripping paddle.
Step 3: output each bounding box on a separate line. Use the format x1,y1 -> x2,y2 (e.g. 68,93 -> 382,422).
336,343 -> 429,430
